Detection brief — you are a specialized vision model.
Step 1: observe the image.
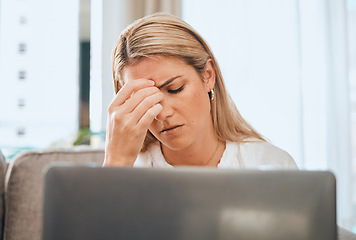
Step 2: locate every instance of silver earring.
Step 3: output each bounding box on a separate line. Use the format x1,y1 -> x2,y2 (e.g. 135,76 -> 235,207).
209,89 -> 215,101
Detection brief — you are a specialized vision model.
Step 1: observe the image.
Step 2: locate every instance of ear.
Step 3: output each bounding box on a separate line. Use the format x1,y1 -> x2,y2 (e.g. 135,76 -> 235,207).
202,59 -> 216,91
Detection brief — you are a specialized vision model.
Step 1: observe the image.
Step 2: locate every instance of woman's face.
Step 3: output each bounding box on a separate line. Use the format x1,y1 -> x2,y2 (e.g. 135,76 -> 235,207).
123,56 -> 216,151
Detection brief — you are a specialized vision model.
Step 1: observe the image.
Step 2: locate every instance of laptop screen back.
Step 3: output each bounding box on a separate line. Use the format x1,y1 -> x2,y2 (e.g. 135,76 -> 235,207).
42,166 -> 336,240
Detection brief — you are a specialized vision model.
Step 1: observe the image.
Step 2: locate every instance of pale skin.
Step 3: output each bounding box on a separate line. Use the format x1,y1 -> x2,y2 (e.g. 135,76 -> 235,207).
103,56 -> 225,167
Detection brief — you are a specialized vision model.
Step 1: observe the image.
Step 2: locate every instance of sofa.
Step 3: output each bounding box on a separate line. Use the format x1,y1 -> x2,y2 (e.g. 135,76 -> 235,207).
0,148 -> 355,240
2,148 -> 104,240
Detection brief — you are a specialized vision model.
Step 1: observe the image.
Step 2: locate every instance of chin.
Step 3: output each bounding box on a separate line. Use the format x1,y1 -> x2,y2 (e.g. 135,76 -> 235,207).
160,138 -> 191,151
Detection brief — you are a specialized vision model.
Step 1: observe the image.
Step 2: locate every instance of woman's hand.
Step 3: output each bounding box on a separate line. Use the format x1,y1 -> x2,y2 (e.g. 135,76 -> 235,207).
103,79 -> 163,167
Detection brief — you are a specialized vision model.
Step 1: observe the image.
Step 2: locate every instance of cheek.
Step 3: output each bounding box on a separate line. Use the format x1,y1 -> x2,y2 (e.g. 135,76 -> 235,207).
185,89 -> 211,121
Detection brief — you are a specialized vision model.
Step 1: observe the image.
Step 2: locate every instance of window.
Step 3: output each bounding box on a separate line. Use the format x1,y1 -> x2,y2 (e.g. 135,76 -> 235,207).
18,43 -> 26,54
17,98 -> 25,109
18,70 -> 26,80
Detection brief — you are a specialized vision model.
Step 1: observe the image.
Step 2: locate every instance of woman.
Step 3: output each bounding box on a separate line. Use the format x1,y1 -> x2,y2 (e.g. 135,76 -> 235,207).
103,13 -> 297,169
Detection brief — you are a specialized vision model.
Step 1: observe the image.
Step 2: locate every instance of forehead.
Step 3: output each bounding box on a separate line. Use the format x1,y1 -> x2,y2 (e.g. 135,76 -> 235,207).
122,56 -> 194,84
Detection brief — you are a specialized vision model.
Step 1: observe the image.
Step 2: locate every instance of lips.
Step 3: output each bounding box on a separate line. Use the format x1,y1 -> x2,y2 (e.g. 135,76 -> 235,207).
160,124 -> 184,135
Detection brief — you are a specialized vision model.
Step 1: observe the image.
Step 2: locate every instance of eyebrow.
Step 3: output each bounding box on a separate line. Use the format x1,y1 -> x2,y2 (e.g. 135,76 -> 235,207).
157,75 -> 182,89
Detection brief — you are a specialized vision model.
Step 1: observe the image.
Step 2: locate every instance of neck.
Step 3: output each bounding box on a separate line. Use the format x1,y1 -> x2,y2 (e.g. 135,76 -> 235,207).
161,138 -> 226,167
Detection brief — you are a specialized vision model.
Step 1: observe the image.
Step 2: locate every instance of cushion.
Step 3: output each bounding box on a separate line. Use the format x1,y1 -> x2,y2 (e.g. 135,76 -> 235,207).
3,147 -> 104,240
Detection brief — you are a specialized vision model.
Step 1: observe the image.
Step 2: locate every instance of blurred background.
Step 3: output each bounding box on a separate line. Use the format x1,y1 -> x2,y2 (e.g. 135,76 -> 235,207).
0,0 -> 355,232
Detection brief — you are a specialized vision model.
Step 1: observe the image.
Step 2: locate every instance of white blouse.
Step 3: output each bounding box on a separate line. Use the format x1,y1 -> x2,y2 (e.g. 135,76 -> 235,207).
134,140 -> 298,169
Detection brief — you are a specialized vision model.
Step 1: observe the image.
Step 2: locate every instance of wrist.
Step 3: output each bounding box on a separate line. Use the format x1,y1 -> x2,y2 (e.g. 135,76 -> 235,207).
103,155 -> 135,167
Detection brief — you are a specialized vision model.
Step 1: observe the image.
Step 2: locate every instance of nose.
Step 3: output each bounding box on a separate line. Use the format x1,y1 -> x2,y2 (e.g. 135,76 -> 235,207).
154,97 -> 174,121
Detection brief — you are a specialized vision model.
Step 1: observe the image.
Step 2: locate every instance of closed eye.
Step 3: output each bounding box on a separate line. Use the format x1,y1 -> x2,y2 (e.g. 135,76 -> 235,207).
168,85 -> 184,94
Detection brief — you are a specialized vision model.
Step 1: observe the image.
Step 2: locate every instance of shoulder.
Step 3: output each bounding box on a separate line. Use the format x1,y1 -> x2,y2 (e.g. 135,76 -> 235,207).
134,142 -> 172,168
134,143 -> 159,167
231,139 -> 298,169
134,150 -> 153,167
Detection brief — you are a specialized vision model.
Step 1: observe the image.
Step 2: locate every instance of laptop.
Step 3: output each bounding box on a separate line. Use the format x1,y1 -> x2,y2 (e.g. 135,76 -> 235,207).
42,165 -> 337,240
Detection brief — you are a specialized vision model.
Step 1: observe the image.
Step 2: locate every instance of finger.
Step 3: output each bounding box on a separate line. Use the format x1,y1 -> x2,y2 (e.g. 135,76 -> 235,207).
131,91 -> 164,124
110,79 -> 155,107
122,86 -> 161,113
137,104 -> 163,129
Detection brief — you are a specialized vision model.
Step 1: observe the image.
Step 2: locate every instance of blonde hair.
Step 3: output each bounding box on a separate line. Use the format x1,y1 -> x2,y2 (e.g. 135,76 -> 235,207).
112,13 -> 265,151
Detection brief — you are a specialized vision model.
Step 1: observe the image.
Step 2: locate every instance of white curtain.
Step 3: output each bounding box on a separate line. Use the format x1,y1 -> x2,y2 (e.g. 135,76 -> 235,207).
90,0 -> 181,146
184,0 -> 353,230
